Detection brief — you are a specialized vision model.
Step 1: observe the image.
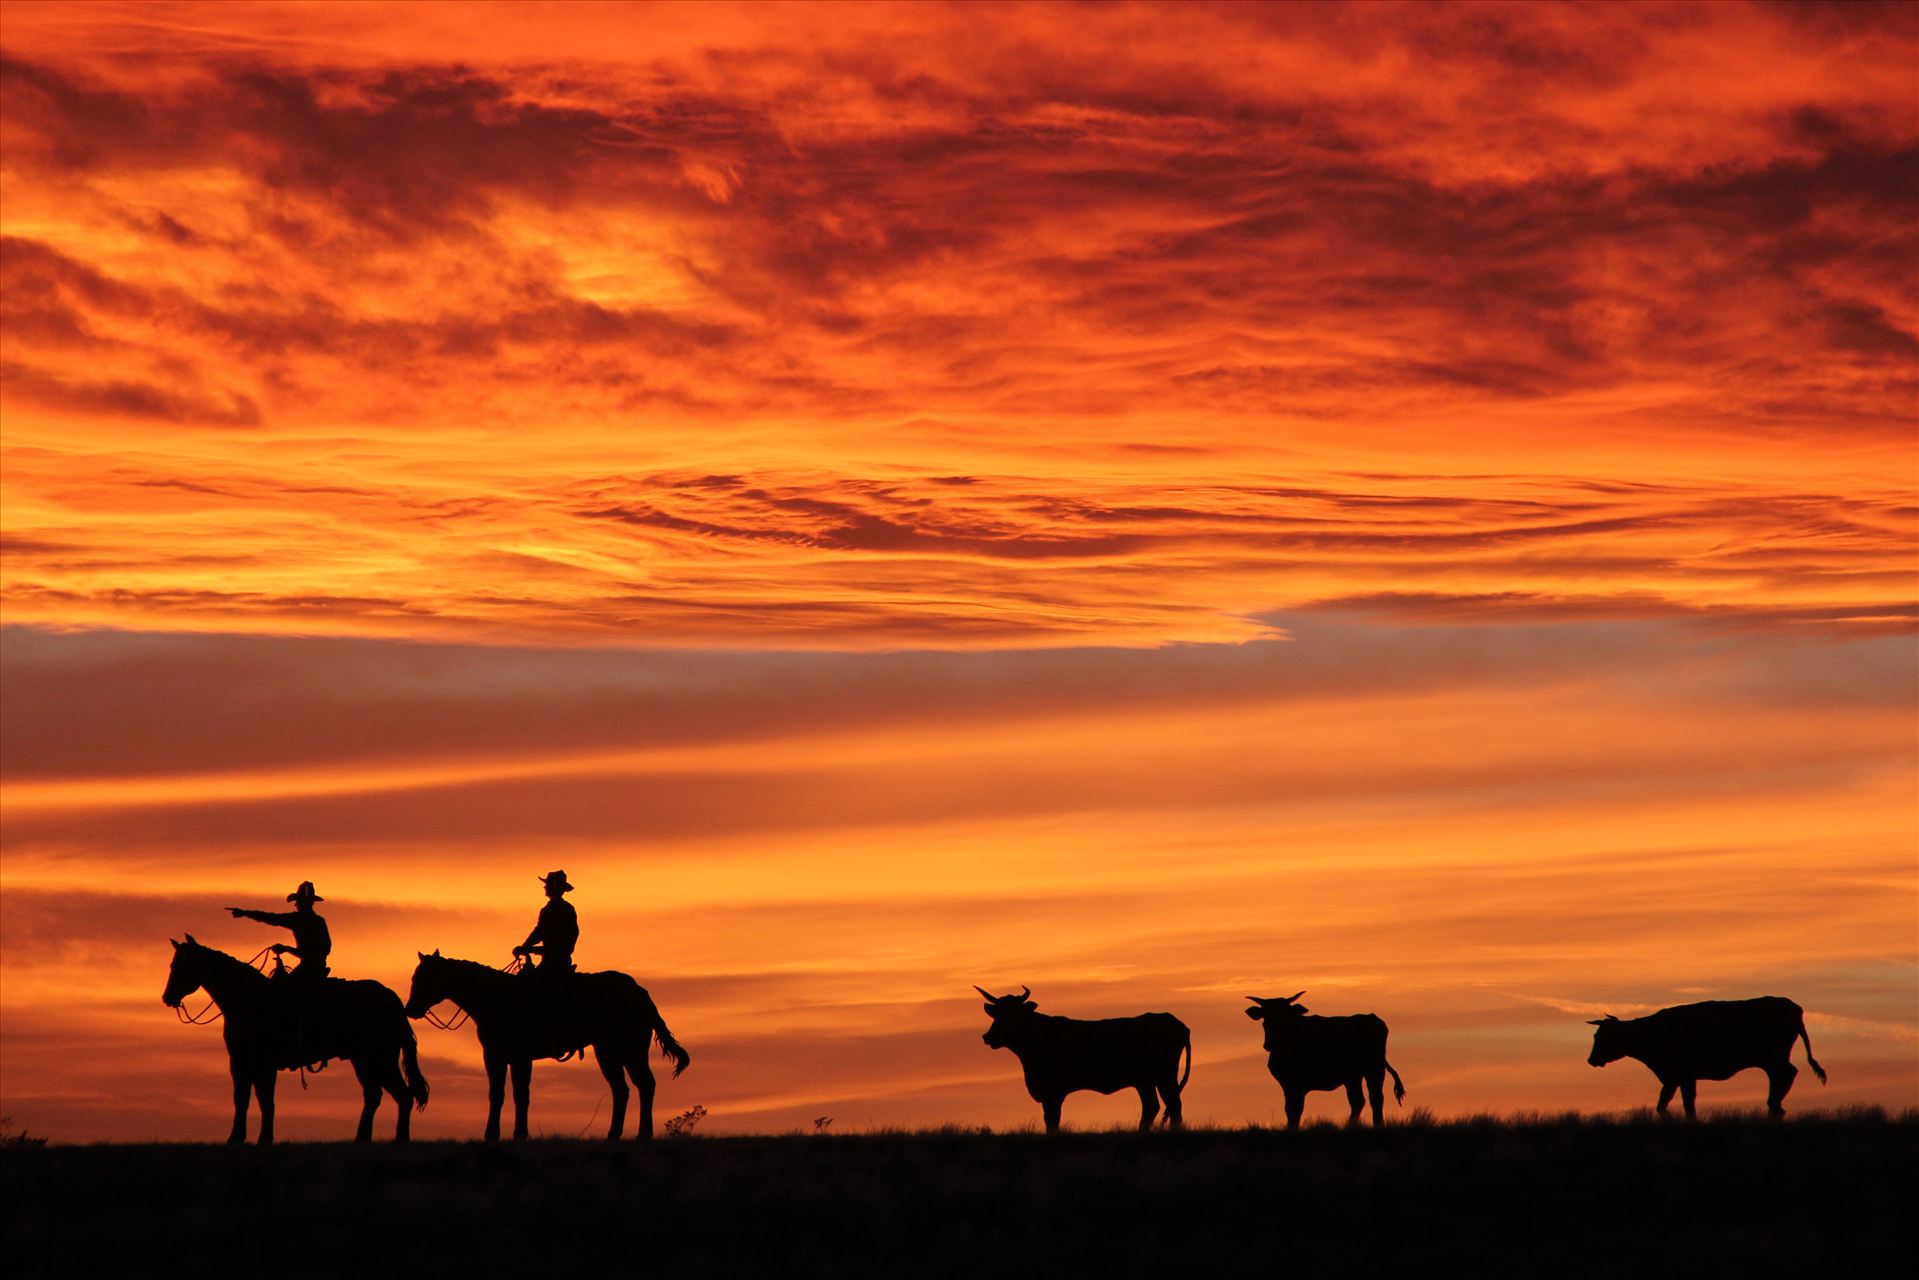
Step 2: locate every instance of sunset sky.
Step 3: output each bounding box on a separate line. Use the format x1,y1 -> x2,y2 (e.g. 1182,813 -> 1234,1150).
2,0 -> 1915,1142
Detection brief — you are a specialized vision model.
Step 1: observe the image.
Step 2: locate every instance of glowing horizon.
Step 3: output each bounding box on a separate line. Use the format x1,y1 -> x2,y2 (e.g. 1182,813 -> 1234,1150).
2,1 -> 1915,1141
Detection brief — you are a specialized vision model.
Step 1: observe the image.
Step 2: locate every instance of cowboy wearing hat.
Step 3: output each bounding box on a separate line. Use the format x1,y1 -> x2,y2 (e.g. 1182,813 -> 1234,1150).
229,881 -> 332,986
513,870 -> 578,979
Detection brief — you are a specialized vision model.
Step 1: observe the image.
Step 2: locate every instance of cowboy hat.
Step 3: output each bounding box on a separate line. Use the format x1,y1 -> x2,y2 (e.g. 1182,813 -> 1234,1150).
286,881 -> 324,903
540,870 -> 574,892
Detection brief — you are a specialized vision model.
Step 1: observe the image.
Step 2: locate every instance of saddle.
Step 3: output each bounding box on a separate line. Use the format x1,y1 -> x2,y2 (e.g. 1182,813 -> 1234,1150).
520,969 -> 590,1061
270,975 -> 344,1070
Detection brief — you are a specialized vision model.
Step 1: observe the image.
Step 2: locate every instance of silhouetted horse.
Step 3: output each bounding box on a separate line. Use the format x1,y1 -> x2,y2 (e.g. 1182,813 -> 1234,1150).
162,935 -> 428,1144
1246,992 -> 1405,1128
977,986 -> 1190,1134
404,951 -> 689,1140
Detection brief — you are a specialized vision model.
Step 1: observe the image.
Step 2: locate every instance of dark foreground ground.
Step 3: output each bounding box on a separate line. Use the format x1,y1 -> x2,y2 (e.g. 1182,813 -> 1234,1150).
5,1111 -> 1913,1278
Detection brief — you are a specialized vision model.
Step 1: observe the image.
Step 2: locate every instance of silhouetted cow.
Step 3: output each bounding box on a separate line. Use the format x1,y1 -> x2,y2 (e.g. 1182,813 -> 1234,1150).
1246,992 -> 1405,1129
1587,996 -> 1826,1118
976,986 -> 1190,1134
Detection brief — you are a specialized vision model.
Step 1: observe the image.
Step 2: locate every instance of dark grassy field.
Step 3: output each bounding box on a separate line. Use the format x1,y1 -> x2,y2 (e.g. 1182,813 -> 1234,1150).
5,1111 -> 1912,1278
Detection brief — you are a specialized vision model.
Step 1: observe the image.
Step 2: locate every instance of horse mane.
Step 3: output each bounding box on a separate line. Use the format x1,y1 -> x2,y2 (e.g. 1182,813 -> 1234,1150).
186,940 -> 269,988
433,954 -> 510,976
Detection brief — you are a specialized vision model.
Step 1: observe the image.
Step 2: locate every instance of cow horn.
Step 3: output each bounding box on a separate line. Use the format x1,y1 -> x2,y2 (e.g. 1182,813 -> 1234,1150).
1246,995 -> 1263,1004
974,986 -> 996,1001
1018,985 -> 1030,1002
1286,990 -> 1305,1003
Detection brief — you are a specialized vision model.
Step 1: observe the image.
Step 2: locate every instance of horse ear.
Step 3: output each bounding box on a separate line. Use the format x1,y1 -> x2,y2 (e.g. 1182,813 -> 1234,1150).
185,932 -> 197,945
418,951 -> 427,960
433,948 -> 442,957
170,938 -> 180,950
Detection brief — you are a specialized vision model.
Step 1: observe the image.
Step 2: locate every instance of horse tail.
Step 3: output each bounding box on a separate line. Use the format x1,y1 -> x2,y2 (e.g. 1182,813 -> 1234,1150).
654,1013 -> 691,1078
402,1023 -> 430,1110
631,985 -> 690,1077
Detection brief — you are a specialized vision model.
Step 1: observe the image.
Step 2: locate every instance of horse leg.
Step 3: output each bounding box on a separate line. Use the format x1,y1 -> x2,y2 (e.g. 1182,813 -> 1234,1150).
510,1059 -> 531,1140
484,1052 -> 506,1142
352,1058 -> 381,1143
228,1063 -> 252,1145
595,1046 -> 629,1140
255,1071 -> 277,1146
384,1058 -> 413,1142
629,1054 -> 656,1142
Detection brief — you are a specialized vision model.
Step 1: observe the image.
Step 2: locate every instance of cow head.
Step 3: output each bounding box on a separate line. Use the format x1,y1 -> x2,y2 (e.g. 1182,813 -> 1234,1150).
1586,1014 -> 1628,1067
976,985 -> 1037,1050
1244,992 -> 1308,1051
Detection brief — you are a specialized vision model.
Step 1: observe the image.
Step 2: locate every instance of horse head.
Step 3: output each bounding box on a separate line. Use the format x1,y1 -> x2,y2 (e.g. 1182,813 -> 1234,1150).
404,949 -> 449,1019
162,934 -> 205,1008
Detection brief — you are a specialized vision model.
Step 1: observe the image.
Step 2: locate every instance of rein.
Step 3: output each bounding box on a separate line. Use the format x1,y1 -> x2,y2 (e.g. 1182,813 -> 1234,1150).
171,947 -> 277,1025
419,954 -> 522,1031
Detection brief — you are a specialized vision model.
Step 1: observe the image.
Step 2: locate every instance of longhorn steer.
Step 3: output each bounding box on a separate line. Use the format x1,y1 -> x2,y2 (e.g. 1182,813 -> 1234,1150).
976,986 -> 1190,1134
1246,992 -> 1405,1129
1587,996 -> 1825,1118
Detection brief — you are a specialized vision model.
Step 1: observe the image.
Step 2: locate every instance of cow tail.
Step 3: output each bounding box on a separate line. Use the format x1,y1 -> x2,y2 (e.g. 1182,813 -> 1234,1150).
1797,1012 -> 1827,1085
1178,1027 -> 1192,1090
1384,1059 -> 1406,1106
402,1024 -> 430,1111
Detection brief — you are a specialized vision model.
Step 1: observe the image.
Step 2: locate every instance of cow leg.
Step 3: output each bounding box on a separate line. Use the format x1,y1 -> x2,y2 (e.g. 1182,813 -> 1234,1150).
595,1046 -> 628,1140
1161,1073 -> 1183,1130
483,1052 -> 506,1141
255,1071 -> 277,1146
228,1063 -> 253,1145
352,1057 -> 381,1143
1135,1084 -> 1160,1132
1343,1080 -> 1365,1126
1766,1061 -> 1797,1118
629,1054 -> 657,1142
1655,1080 -> 1677,1116
510,1059 -> 532,1140
1366,1070 -> 1387,1126
1679,1080 -> 1698,1121
1284,1089 -> 1306,1131
1041,1098 -> 1063,1135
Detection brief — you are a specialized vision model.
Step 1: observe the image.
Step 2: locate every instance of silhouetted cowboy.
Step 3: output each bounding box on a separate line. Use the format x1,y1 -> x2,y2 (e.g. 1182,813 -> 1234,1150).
229,882 -> 331,986
513,871 -> 578,979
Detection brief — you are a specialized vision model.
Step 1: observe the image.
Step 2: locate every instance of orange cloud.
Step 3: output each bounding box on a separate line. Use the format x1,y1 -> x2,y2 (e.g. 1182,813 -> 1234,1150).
2,2 -> 1915,1141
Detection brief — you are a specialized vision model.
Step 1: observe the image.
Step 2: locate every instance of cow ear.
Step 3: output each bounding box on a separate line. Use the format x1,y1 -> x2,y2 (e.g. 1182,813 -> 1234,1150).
1245,1006 -> 1264,1021
982,1003 -> 995,1015
1021,1001 -> 1037,1012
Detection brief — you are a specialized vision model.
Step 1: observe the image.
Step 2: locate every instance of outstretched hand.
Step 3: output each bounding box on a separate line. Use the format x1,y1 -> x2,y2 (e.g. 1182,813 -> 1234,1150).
227,907 -> 244,918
